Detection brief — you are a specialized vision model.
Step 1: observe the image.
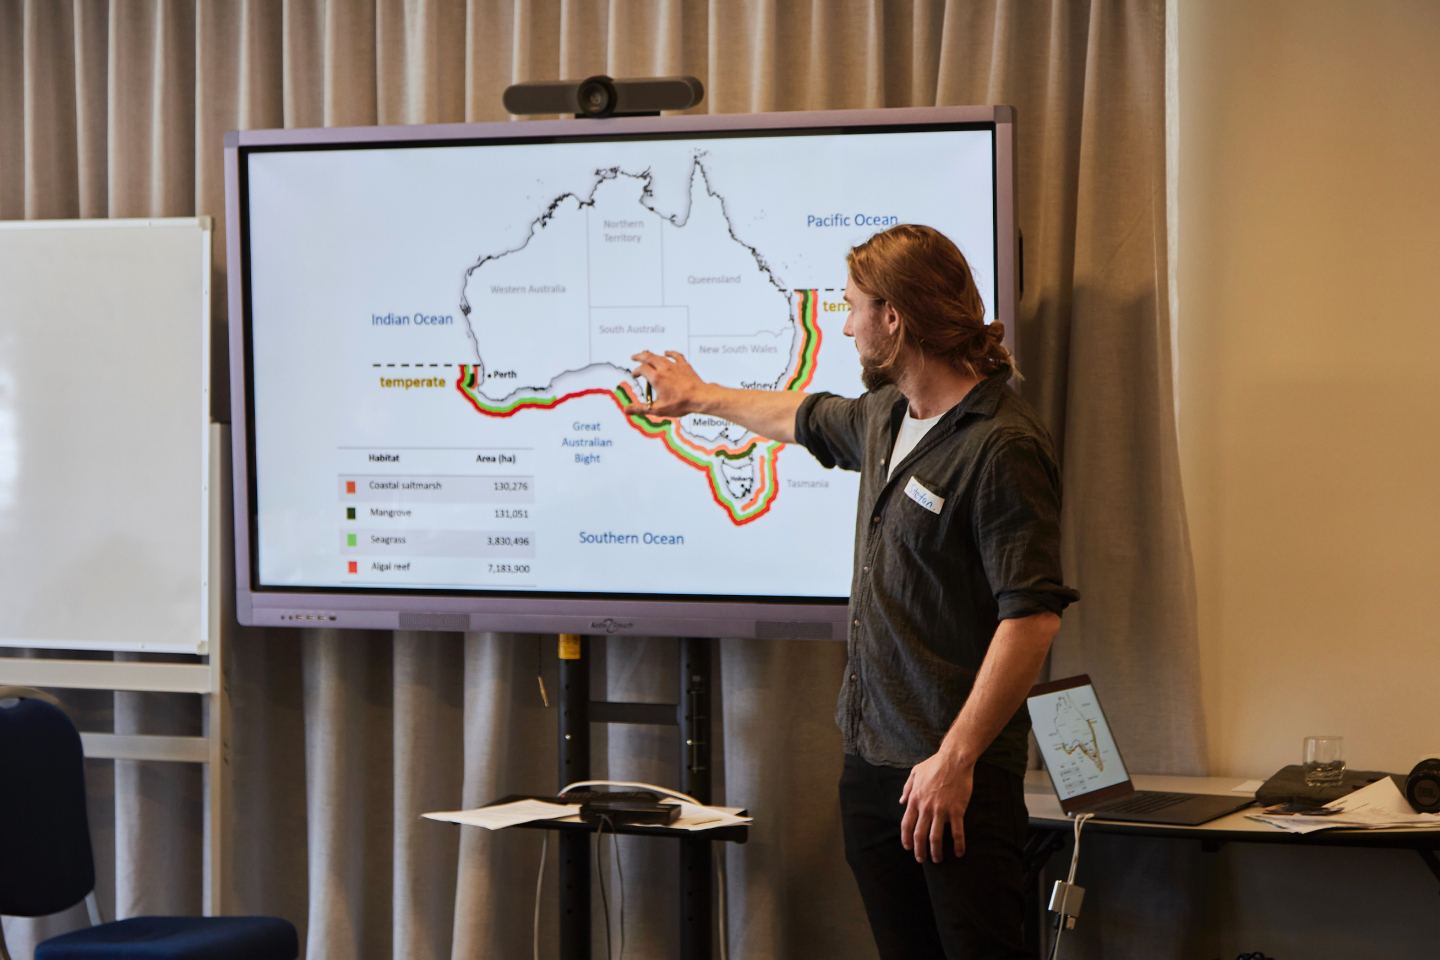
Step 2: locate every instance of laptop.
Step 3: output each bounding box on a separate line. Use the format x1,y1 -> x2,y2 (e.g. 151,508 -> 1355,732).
1026,674 -> 1254,825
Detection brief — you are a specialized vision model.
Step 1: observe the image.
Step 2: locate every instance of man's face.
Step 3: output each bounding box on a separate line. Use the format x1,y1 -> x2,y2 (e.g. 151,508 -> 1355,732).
843,277 -> 898,391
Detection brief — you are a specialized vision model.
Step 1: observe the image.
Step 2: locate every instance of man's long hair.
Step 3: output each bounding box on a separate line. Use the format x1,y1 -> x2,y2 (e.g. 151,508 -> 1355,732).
845,224 -> 1015,381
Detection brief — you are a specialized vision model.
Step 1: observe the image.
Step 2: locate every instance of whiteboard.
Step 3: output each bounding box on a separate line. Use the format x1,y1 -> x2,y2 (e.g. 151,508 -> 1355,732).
0,218 -> 210,653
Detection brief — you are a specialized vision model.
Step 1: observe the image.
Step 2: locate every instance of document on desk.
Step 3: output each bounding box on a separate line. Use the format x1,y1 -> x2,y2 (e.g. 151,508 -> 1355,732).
1247,777 -> 1440,834
423,799 -> 581,830
627,799 -> 753,832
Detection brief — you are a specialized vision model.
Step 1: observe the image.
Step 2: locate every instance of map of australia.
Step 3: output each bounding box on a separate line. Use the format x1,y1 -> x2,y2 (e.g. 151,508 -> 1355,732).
453,156 -> 821,524
1050,693 -> 1105,773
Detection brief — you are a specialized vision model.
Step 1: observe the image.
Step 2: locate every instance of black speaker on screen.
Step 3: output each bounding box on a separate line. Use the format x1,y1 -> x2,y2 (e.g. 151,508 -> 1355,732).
503,75 -> 704,118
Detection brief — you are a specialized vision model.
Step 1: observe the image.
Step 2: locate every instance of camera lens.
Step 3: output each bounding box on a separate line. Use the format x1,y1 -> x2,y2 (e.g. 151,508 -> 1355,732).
576,76 -> 617,117
1406,758 -> 1440,813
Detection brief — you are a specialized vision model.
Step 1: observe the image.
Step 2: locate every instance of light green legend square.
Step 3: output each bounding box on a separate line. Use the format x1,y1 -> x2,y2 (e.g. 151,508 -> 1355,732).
346,533 -> 357,547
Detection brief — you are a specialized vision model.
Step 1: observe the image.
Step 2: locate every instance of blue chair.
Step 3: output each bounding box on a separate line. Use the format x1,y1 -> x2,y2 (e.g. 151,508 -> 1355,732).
0,688 -> 298,960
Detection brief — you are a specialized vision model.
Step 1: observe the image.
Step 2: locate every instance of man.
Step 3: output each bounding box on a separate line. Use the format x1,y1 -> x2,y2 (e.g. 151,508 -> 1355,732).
629,223 -> 1077,959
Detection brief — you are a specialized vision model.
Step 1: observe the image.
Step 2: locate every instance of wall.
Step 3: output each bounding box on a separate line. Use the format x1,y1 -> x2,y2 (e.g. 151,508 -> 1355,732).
1178,0 -> 1440,954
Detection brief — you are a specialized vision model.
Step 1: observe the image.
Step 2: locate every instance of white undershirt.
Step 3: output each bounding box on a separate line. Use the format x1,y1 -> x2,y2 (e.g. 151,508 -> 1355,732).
888,408 -> 945,479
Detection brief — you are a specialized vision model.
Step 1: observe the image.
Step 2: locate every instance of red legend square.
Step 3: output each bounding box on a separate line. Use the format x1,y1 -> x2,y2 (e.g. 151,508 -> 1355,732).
345,480 -> 356,494
347,561 -> 358,574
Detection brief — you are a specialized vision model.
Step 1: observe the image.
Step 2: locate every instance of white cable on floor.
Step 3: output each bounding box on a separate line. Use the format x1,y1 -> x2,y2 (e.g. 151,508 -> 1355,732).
715,845 -> 729,960
533,832 -> 548,960
594,820 -> 613,960
612,819 -> 626,959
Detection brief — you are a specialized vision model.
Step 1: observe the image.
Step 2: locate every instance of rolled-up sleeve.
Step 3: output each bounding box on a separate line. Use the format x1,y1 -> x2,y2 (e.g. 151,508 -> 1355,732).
794,391 -> 870,472
972,434 -> 1080,619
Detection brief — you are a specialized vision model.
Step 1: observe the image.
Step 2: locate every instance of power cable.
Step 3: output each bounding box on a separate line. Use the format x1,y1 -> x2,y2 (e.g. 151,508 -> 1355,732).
1047,812 -> 1093,960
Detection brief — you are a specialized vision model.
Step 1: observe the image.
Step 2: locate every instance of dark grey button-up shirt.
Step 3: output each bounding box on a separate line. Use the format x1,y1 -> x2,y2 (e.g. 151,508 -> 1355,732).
795,372 -> 1079,777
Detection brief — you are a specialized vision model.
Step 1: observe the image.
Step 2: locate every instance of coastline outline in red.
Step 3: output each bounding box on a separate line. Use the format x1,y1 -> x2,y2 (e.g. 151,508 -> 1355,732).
454,289 -> 824,526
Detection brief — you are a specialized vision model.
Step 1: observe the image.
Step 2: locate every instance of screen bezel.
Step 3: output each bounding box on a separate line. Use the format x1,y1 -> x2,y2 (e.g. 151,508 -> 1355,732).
224,105 -> 1019,638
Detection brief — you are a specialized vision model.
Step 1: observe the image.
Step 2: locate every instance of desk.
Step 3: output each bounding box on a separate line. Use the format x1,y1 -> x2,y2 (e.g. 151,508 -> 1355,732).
1026,771 -> 1440,867
1022,772 -> 1440,952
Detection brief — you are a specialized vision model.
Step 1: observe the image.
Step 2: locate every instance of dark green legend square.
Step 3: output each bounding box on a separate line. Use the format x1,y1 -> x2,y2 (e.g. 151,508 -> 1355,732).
346,533 -> 357,547
346,507 -> 356,520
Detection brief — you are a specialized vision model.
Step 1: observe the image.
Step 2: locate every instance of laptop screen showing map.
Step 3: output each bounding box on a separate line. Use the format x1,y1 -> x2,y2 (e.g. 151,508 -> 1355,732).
1027,674 -> 1254,825
1027,674 -> 1132,803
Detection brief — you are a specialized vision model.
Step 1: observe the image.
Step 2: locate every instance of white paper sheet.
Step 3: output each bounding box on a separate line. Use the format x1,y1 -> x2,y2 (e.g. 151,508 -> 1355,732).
423,799 -> 581,830
627,800 -> 754,832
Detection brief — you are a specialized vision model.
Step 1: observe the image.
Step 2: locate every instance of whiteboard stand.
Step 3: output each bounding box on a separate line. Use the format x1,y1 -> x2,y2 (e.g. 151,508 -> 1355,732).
0,426 -> 230,915
0,217 -> 225,916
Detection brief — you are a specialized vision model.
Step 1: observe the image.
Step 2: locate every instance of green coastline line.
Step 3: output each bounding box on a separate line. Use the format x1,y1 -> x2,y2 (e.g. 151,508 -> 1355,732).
455,289 -> 822,523
613,289 -> 822,522
456,366 -> 559,415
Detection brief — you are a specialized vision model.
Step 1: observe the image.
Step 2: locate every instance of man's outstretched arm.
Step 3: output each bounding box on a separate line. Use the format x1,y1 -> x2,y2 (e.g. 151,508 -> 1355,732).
628,349 -> 805,443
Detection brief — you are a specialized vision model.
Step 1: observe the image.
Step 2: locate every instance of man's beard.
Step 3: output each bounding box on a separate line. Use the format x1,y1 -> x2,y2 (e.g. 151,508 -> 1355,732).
858,328 -> 900,391
859,357 -> 893,391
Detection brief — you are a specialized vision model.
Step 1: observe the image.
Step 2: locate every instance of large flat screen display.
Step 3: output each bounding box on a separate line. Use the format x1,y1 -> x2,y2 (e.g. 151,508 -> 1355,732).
225,106 -> 1018,638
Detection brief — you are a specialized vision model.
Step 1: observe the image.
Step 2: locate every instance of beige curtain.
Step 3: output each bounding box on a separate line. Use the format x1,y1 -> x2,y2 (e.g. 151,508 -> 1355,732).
0,2 -> 1199,957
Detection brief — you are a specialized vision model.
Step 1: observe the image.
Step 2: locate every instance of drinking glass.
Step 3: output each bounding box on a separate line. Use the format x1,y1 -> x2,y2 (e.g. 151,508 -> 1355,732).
1303,735 -> 1345,786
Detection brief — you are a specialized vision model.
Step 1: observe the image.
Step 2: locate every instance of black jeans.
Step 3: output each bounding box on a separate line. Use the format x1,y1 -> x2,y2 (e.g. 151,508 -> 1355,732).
840,753 -> 1033,960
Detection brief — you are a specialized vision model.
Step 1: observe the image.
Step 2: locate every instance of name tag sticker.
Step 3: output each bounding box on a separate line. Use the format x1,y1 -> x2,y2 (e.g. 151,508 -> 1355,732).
903,476 -> 944,515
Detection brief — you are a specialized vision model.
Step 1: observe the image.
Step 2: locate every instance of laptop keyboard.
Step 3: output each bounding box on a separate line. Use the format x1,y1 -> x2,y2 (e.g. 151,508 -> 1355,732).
1093,791 -> 1191,815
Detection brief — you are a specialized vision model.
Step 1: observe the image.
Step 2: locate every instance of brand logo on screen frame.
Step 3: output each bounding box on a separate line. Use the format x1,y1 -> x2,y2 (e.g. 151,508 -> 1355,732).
591,618 -> 636,634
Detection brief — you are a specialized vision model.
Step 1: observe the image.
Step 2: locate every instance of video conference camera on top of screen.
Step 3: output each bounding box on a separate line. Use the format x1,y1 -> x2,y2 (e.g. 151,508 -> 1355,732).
503,75 -> 704,118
